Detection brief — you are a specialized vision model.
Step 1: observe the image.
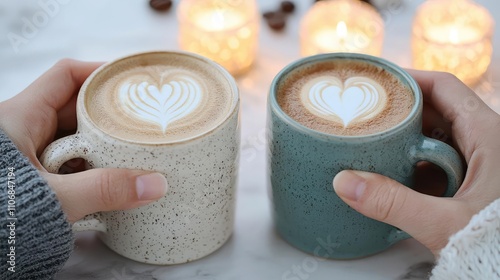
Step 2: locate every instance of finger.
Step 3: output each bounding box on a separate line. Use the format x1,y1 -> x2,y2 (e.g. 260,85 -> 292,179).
32,59 -> 102,133
333,170 -> 471,254
10,60 -> 103,154
407,70 -> 497,160
406,70 -> 485,122
43,170 -> 168,223
56,93 -> 78,132
19,59 -> 103,110
422,103 -> 454,147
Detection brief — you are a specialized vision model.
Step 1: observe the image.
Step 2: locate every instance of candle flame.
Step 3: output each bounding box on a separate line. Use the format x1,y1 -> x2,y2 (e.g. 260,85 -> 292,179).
211,9 -> 225,29
449,28 -> 459,44
337,21 -> 348,39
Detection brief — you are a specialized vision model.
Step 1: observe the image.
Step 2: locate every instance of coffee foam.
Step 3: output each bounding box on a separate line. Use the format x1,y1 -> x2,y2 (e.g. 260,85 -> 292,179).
277,60 -> 414,136
86,53 -> 233,143
302,76 -> 388,127
119,72 -> 203,133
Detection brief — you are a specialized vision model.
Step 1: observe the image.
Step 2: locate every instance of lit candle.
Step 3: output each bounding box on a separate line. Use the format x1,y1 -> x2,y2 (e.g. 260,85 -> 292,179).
193,9 -> 244,32
178,0 -> 259,76
425,25 -> 482,45
412,0 -> 494,86
300,0 -> 384,57
313,21 -> 371,53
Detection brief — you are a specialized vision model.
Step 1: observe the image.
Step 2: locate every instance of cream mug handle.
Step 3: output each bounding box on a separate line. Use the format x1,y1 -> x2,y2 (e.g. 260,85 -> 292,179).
40,134 -> 107,233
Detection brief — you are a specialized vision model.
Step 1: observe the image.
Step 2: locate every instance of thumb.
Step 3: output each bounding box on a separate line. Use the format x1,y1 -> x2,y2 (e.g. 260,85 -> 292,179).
44,169 -> 168,223
333,170 -> 462,253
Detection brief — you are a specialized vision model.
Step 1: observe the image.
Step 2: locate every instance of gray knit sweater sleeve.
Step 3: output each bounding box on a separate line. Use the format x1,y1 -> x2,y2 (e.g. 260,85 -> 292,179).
0,129 -> 73,280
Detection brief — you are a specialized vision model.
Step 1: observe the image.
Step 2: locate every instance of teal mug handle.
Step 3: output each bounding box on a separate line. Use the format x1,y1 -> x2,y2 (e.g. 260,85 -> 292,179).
388,136 -> 463,245
410,136 -> 464,197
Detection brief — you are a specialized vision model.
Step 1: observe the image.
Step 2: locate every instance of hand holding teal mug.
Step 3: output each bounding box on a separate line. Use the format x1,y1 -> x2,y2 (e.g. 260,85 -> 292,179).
267,53 -> 463,259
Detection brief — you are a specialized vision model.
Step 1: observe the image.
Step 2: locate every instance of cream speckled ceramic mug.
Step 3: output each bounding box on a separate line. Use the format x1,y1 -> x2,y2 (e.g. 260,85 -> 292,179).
40,51 -> 240,265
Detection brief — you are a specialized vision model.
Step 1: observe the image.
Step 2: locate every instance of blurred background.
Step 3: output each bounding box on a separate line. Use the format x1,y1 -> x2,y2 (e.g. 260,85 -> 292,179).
0,0 -> 498,279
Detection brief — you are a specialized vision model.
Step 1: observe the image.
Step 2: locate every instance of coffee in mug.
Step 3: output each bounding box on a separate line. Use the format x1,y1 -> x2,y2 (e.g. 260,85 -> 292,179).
277,59 -> 414,136
267,53 -> 463,259
87,53 -> 233,142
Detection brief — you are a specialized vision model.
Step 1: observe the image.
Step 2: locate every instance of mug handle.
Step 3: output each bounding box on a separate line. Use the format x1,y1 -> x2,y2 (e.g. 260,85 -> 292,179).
388,136 -> 464,245
409,136 -> 464,197
40,135 -> 107,233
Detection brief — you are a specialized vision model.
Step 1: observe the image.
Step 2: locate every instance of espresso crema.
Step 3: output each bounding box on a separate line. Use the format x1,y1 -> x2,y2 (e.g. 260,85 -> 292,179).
277,59 -> 414,136
85,53 -> 235,143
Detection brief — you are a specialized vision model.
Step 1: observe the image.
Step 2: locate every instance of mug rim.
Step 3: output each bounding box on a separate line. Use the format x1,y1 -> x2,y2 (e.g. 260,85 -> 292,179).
77,50 -> 240,146
269,53 -> 422,142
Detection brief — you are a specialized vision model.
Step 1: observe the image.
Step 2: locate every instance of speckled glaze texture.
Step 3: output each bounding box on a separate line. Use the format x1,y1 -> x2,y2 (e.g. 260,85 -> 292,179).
267,53 -> 464,259
40,51 -> 240,265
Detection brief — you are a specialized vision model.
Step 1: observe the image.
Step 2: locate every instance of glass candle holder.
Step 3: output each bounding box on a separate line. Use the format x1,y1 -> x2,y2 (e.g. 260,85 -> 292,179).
300,0 -> 384,57
177,0 -> 259,76
412,0 -> 494,86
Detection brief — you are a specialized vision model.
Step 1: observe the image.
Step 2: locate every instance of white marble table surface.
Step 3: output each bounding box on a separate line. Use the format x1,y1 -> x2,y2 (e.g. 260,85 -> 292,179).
0,0 -> 499,279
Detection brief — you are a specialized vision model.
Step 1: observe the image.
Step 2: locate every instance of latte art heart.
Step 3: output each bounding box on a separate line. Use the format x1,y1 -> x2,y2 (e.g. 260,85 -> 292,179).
119,74 -> 202,133
302,76 -> 387,127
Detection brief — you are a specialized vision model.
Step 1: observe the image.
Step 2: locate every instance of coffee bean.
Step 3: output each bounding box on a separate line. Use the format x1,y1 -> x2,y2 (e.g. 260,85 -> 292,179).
266,12 -> 286,31
280,1 -> 296,13
263,11 -> 276,20
149,0 -> 172,12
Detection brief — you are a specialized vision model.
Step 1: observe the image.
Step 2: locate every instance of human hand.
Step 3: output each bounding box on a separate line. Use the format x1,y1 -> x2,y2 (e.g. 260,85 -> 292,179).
0,59 -> 168,223
333,71 -> 500,255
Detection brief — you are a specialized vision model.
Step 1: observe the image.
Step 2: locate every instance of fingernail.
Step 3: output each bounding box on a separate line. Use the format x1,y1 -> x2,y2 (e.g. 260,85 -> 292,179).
136,173 -> 168,201
333,171 -> 367,201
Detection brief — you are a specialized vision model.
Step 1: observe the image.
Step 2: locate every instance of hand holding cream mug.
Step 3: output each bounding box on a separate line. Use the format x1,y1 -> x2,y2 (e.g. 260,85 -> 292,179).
41,51 -> 240,264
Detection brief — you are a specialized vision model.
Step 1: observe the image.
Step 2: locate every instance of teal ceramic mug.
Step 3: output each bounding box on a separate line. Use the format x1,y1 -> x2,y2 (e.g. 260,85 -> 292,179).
267,53 -> 463,259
